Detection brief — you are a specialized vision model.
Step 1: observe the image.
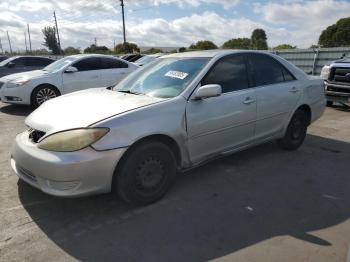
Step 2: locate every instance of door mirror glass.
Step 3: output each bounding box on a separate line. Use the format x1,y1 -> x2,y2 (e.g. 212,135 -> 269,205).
193,84 -> 222,100
65,66 -> 78,73
7,62 -> 15,68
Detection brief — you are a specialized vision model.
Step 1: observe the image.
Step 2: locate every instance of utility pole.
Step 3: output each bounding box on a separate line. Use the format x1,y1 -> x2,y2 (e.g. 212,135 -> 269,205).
53,11 -> 62,54
0,36 -> 3,55
24,31 -> 28,53
94,37 -> 97,46
120,0 -> 126,45
6,31 -> 12,55
27,24 -> 32,52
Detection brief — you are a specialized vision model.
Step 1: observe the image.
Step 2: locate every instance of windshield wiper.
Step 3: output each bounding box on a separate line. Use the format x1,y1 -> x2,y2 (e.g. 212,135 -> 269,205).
117,90 -> 142,95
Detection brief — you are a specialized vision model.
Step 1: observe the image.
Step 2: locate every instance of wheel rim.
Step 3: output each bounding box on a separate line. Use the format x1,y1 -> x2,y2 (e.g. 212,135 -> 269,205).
36,88 -> 57,105
135,156 -> 166,194
291,117 -> 303,139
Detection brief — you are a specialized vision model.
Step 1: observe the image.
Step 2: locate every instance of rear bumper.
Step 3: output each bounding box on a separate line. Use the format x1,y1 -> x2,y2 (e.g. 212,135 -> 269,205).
11,131 -> 127,197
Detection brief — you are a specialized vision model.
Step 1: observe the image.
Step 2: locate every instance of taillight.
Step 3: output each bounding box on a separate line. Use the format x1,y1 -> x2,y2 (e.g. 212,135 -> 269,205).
323,81 -> 327,93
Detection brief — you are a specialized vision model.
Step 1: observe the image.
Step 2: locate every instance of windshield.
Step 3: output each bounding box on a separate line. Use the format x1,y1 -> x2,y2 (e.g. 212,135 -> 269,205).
114,57 -> 209,98
136,55 -> 159,65
43,56 -> 77,73
0,57 -> 16,67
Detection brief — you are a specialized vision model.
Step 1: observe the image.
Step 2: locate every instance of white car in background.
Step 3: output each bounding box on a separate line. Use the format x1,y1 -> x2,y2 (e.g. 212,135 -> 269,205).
0,54 -> 138,107
134,53 -> 163,66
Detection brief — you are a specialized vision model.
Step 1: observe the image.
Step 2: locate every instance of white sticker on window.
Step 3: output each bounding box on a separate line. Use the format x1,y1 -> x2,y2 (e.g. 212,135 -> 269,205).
165,70 -> 189,80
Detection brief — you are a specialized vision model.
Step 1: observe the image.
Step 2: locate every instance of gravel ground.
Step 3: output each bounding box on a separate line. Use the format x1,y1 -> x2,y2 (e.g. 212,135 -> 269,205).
0,102 -> 349,262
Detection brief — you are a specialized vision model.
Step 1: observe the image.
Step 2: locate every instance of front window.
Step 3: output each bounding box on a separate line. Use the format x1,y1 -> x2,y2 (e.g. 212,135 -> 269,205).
43,56 -> 77,73
0,57 -> 16,67
114,57 -> 209,98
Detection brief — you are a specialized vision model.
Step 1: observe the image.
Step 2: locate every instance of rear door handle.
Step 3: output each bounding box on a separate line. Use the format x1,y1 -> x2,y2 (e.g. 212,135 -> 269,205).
243,97 -> 256,105
289,87 -> 299,93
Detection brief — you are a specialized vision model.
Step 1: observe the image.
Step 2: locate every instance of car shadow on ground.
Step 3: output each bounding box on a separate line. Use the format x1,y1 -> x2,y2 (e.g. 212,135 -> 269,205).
18,134 -> 350,261
0,104 -> 33,116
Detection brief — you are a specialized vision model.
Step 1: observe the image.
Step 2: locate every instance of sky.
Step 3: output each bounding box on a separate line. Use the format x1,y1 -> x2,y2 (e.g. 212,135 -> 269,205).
0,0 -> 349,52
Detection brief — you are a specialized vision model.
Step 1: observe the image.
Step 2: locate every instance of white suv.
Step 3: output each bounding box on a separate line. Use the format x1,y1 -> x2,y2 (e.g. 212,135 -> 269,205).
0,54 -> 138,107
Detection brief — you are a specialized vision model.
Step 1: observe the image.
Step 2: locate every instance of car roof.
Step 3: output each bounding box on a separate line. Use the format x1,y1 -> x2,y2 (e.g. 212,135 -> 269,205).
163,49 -> 274,58
9,55 -> 54,59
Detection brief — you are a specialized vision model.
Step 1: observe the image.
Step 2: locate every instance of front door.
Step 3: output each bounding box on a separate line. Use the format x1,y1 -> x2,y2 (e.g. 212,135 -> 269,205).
62,57 -> 101,94
186,54 -> 257,164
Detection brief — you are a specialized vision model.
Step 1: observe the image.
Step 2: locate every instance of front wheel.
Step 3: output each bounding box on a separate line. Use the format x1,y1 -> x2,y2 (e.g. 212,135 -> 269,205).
31,85 -> 60,108
114,141 -> 177,205
277,109 -> 308,150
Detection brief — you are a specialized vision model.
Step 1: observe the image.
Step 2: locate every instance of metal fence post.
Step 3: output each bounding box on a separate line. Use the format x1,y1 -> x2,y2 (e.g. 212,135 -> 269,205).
312,49 -> 320,75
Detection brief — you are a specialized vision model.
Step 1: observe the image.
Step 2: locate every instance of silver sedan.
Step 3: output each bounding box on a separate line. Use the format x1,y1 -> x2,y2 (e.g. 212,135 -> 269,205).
11,50 -> 326,205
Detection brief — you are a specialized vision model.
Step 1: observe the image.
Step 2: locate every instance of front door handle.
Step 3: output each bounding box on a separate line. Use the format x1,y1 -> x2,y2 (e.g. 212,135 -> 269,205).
243,97 -> 256,105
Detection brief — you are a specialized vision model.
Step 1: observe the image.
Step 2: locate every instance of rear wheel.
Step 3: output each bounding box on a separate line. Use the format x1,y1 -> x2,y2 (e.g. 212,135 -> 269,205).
114,141 -> 177,205
278,109 -> 308,150
326,101 -> 333,107
31,85 -> 60,108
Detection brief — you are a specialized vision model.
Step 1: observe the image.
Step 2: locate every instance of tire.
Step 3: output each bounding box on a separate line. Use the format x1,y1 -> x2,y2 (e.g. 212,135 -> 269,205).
114,141 -> 177,205
31,85 -> 60,108
277,109 -> 308,150
326,101 -> 333,107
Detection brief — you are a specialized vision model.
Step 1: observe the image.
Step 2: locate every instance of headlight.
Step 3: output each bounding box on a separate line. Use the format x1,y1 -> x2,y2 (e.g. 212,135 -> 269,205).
38,128 -> 109,152
320,66 -> 330,80
7,79 -> 29,88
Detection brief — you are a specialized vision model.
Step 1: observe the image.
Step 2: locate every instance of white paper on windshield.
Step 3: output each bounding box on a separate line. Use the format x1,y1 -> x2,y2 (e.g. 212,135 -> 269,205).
165,70 -> 189,80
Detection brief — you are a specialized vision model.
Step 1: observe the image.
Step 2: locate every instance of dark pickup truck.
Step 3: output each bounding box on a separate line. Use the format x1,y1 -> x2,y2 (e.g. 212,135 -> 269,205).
321,57 -> 350,106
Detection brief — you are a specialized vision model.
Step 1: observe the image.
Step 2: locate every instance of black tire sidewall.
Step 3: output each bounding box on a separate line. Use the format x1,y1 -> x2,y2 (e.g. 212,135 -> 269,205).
116,142 -> 177,205
279,110 -> 308,150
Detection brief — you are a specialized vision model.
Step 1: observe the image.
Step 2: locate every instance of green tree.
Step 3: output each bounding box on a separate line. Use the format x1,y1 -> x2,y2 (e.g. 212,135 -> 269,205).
144,48 -> 163,54
42,26 -> 60,54
178,47 -> 186,52
84,44 -> 110,54
273,44 -> 296,50
114,42 -> 140,54
64,46 -> 80,55
319,17 -> 350,47
222,38 -> 251,49
189,40 -> 218,50
251,29 -> 268,50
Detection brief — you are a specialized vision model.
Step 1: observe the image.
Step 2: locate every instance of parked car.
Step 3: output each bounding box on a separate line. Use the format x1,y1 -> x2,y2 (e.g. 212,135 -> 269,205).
121,54 -> 143,62
0,54 -> 138,107
134,53 -> 163,66
0,56 -> 8,62
11,50 -> 325,205
320,55 -> 350,106
0,56 -> 54,78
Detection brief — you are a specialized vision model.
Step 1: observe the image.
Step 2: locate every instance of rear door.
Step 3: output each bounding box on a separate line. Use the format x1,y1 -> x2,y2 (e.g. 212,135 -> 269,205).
247,53 -> 301,140
186,54 -> 257,164
62,57 -> 101,94
99,57 -> 130,87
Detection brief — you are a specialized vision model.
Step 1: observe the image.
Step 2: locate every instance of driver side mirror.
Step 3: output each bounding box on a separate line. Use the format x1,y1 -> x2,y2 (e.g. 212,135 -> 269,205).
193,84 -> 222,100
7,62 -> 15,68
64,66 -> 78,73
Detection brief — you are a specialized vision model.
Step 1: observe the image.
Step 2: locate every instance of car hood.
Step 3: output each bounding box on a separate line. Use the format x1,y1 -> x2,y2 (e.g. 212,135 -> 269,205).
25,88 -> 164,134
1,70 -> 49,81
